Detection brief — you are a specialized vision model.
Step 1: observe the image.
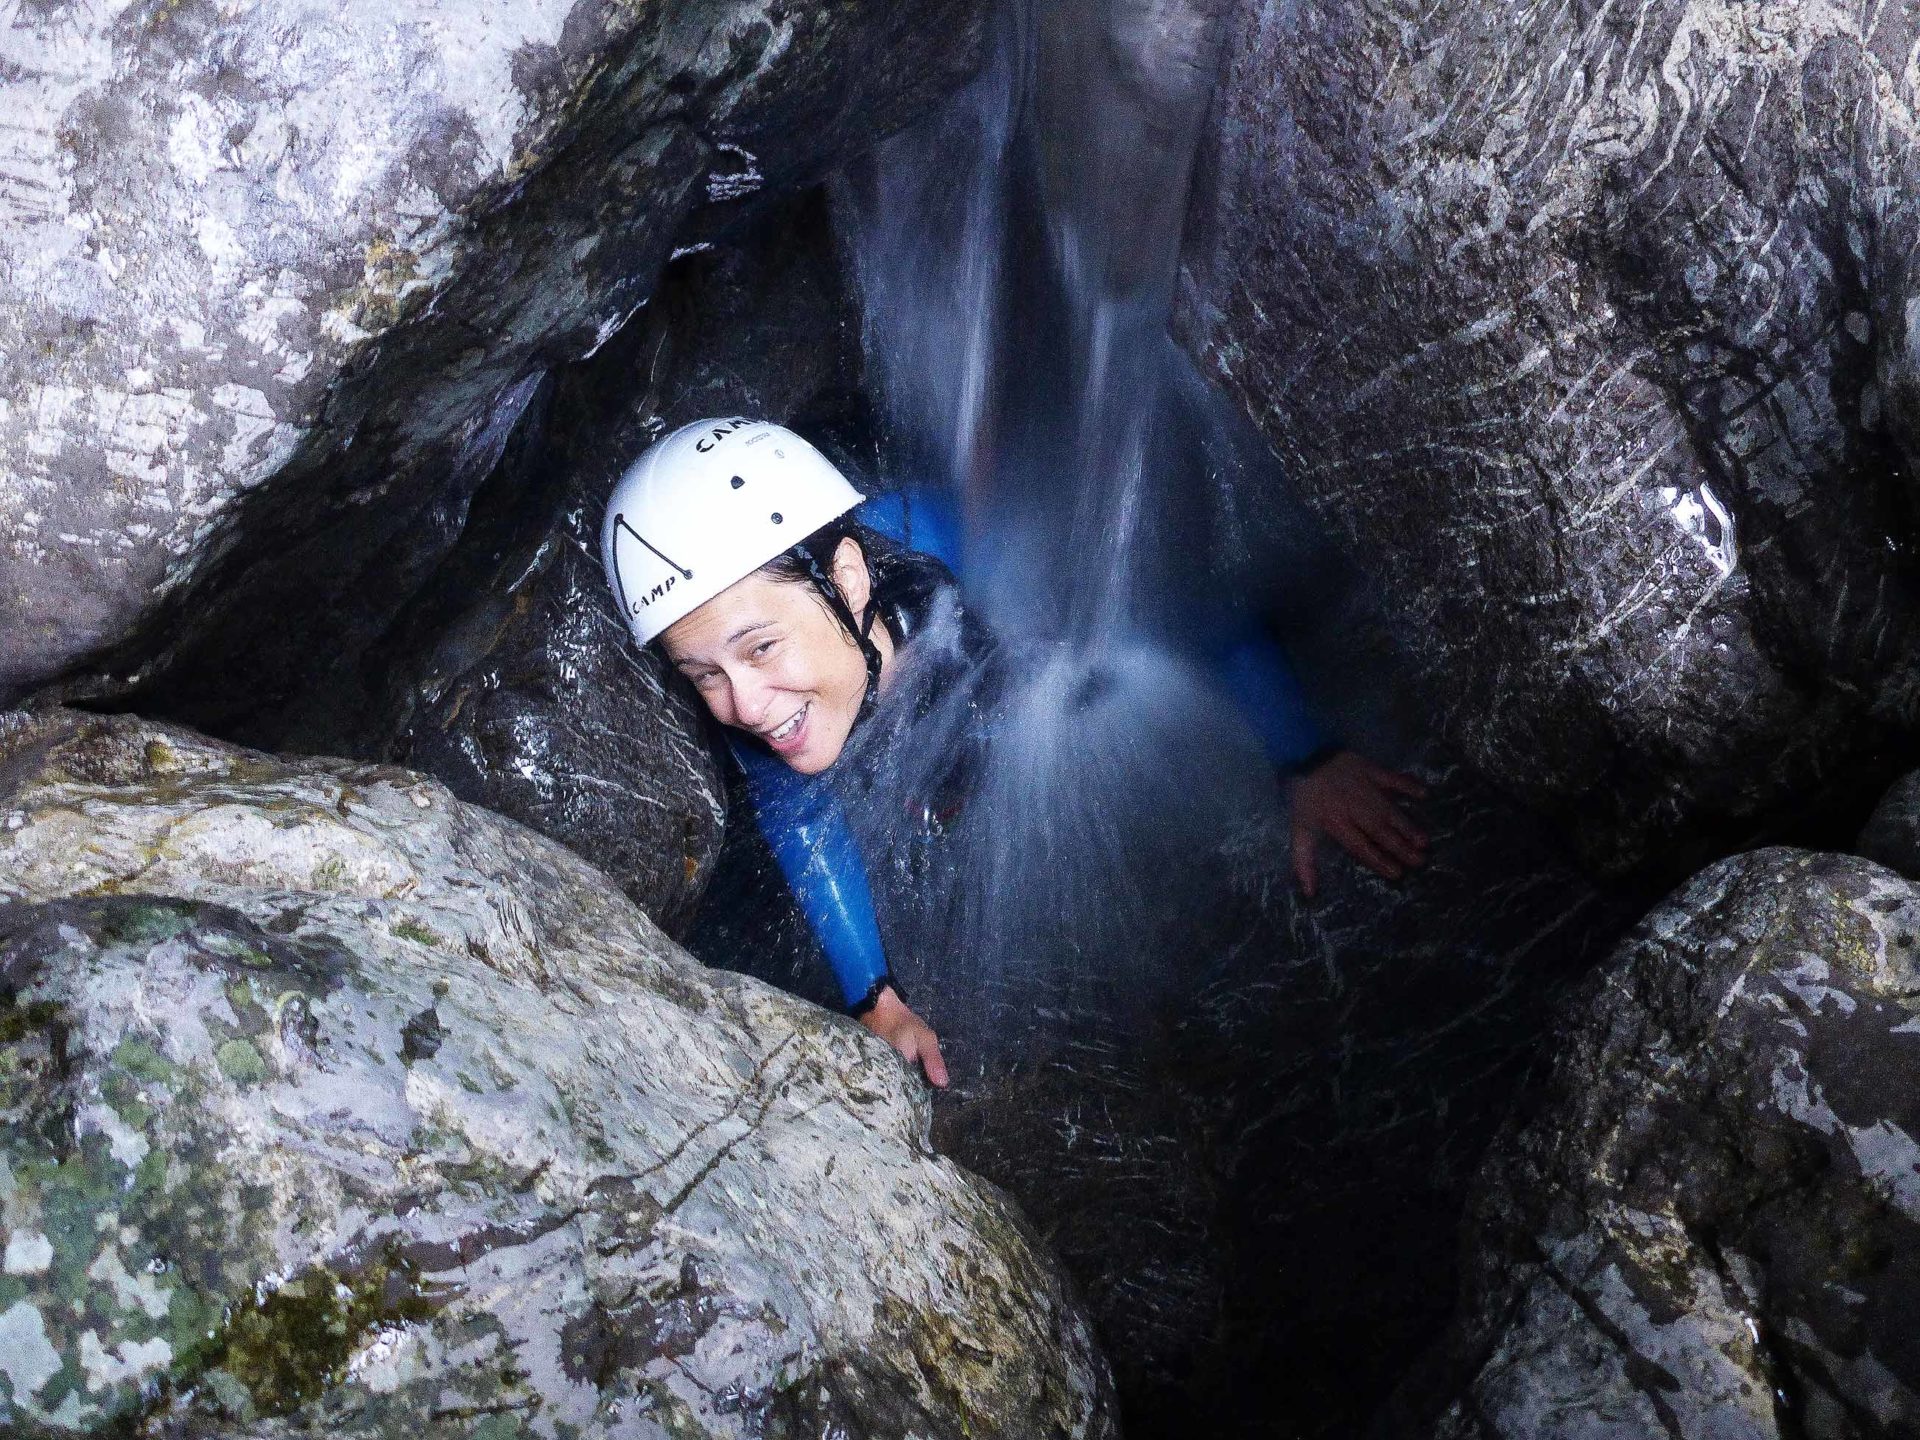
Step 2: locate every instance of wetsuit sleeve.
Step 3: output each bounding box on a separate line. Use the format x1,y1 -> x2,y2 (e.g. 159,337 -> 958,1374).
733,742 -> 895,1013
1211,620 -> 1336,774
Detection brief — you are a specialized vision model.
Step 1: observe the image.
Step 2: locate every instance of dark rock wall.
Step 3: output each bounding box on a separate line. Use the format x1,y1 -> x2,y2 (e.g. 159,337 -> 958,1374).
114,0 -> 977,732
1180,0 -> 1920,874
22,4 -> 979,932
1859,769 -> 1920,882
866,746 -> 1641,1439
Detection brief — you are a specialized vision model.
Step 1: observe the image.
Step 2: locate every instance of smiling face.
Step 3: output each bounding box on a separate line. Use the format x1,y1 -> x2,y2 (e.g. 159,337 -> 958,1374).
660,537 -> 893,775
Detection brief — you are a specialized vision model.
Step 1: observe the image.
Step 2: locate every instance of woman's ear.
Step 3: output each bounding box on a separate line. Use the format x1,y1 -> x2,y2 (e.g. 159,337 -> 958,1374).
830,536 -> 873,616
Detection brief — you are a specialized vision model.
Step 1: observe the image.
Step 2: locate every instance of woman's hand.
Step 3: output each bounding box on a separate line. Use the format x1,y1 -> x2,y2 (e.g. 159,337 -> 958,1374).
859,986 -> 950,1088
1290,750 -> 1429,899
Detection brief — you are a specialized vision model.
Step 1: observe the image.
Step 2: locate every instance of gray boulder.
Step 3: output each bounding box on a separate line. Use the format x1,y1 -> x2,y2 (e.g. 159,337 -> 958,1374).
2,0 -> 982,704
0,708 -> 1116,1438
1180,0 -> 1920,872
1383,847 -> 1920,1438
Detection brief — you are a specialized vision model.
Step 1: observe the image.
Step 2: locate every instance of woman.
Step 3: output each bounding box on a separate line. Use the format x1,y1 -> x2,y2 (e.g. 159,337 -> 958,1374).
603,418 -> 1427,1086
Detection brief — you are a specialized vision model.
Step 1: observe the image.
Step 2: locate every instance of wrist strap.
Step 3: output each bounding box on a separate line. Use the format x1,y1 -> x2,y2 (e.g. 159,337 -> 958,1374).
849,972 -> 902,1018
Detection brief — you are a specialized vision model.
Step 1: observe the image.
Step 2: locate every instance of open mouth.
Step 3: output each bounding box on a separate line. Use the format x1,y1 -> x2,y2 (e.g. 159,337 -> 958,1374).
764,704 -> 808,745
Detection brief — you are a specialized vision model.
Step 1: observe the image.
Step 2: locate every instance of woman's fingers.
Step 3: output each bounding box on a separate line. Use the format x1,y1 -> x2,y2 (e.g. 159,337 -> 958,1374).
1351,766 -> 1427,862
894,1011 -> 949,1090
1361,804 -> 1427,868
1381,801 -> 1429,853
1289,755 -> 1431,897
1370,763 -> 1428,799
1332,819 -> 1402,880
1291,818 -> 1321,899
919,1030 -> 951,1089
864,997 -> 951,1089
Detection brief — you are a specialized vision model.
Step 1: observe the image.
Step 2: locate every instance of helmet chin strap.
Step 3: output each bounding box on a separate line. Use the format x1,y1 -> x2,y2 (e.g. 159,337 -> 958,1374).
791,542 -> 884,726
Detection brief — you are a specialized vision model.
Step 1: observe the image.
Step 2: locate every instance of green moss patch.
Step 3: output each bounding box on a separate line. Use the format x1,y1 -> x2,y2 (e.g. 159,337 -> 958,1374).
214,1039 -> 269,1088
199,1254 -> 444,1417
390,918 -> 446,950
0,998 -> 63,1046
98,903 -> 196,949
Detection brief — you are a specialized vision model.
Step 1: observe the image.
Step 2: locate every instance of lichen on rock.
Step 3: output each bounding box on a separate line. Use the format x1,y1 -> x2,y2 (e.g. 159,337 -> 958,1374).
0,708 -> 1115,1438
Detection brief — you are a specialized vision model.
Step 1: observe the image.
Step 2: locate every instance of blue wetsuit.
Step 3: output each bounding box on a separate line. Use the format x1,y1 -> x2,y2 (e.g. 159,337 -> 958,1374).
737,489 -> 1327,1013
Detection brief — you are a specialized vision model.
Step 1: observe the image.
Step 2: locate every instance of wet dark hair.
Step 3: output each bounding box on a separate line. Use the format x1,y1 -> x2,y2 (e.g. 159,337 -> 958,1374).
757,515 -> 910,640
759,510 -> 956,648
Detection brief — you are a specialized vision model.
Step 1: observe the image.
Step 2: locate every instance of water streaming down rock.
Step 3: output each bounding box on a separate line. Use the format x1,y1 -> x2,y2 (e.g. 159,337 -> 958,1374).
840,7 -> 1021,508
837,0 -> 1284,1041
819,9 -> 1649,1433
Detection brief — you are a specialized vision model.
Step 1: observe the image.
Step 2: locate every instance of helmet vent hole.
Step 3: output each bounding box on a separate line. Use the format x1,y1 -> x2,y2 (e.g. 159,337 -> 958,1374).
730,475 -> 744,489
770,512 -> 784,524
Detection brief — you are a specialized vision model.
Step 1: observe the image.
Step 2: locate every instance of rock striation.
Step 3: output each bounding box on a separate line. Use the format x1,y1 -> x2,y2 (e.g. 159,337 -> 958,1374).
1384,847 -> 1920,1438
0,708 -> 1115,1438
1181,0 -> 1920,872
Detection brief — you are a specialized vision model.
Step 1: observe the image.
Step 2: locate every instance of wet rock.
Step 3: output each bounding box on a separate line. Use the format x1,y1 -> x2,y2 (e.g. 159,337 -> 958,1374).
1180,0 -> 1920,872
318,191 -> 868,937
5,0 -> 984,706
1380,848 -> 1920,1438
1859,770 -> 1920,881
0,708 -> 1116,1438
1148,757 -> 1642,1437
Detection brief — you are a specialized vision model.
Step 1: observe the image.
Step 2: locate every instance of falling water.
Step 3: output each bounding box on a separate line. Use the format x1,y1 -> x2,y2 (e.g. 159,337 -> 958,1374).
834,0 -> 1292,1042
841,5 -> 1021,512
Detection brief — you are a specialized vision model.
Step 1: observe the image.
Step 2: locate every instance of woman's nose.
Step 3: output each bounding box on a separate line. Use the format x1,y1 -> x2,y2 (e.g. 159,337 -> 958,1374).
729,670 -> 778,729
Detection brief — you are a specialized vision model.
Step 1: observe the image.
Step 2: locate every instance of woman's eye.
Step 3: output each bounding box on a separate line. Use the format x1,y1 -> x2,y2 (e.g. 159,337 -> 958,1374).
750,639 -> 779,659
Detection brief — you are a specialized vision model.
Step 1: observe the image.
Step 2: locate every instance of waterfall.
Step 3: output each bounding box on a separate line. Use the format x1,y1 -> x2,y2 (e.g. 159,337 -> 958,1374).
844,0 -> 1245,643
834,0 -> 1290,1042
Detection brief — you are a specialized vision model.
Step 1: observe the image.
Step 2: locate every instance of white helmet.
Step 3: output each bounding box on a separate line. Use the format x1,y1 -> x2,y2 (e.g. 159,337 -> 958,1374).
601,417 -> 866,646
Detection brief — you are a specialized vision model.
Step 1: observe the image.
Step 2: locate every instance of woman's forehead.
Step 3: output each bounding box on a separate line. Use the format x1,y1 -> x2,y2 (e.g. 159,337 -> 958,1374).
662,572 -> 811,658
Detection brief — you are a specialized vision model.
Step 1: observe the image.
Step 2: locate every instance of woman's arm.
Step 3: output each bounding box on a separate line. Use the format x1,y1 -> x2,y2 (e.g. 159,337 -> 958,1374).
1212,620 -> 1330,772
734,742 -> 948,1085
734,742 -> 890,1009
1208,619 -> 1428,896
867,483 -> 1425,898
